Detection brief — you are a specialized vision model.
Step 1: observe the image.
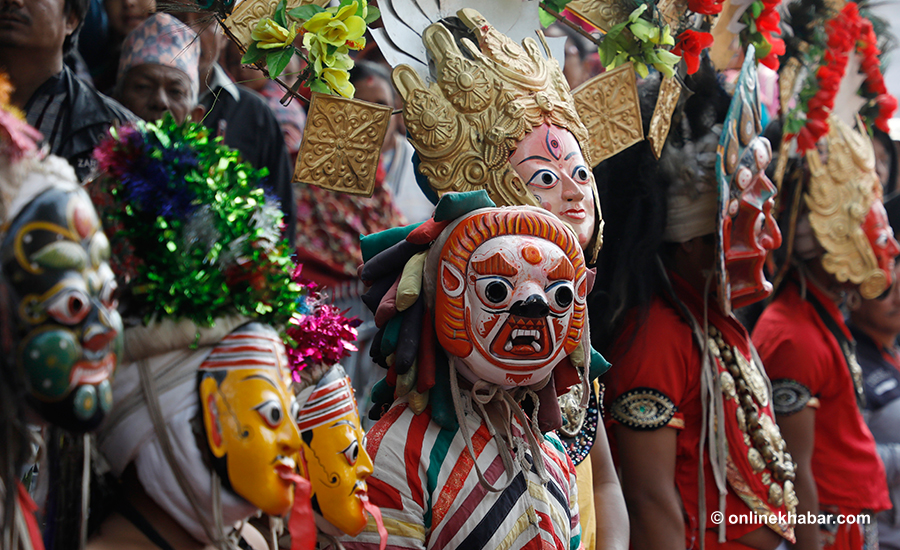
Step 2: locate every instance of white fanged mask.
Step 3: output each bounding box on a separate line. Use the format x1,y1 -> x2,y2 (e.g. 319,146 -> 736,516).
439,234 -> 586,387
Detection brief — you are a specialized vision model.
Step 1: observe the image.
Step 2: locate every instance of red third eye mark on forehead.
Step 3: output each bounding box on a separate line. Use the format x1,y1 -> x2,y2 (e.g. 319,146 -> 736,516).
521,245 -> 543,265
545,127 -> 562,160
472,252 -> 517,276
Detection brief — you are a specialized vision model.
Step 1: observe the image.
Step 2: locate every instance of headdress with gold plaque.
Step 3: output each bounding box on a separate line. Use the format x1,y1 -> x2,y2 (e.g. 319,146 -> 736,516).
579,0 -> 799,539
771,0 -> 899,299
377,4 -> 605,262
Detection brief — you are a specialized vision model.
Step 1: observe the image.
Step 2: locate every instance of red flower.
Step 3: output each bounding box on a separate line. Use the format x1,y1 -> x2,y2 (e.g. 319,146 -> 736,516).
860,52 -> 881,73
870,79 -> 888,96
687,0 -> 724,15
807,94 -> 830,112
806,106 -> 828,122
788,0 -> 894,152
797,127 -> 816,152
756,6 -> 780,33
672,29 -> 714,74
764,31 -> 784,56
865,64 -> 885,85
759,51 -> 779,70
805,117 -> 828,137
875,94 -> 897,124
758,33 -> 784,70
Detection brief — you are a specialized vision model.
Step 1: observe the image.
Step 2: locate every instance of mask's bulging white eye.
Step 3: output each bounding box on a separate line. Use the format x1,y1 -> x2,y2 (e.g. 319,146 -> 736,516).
555,286 -> 573,308
545,281 -> 575,312
342,439 -> 359,465
100,279 -> 118,310
573,166 -> 589,182
46,288 -> 92,325
254,401 -> 284,428
475,277 -> 514,307
486,281 -> 509,303
527,169 -> 560,189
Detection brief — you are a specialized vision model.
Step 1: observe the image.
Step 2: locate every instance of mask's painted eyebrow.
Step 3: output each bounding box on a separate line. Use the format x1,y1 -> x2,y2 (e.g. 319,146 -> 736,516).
565,151 -> 580,161
473,252 -> 517,276
547,257 -> 575,281
516,155 -> 552,165
330,420 -> 355,429
241,373 -> 279,390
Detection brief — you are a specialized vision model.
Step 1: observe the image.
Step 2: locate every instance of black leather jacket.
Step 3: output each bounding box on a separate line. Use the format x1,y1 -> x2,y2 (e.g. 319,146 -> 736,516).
25,66 -> 138,181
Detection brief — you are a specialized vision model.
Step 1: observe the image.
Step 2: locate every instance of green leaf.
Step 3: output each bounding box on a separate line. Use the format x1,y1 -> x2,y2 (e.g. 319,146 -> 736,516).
242,42 -> 265,64
309,78 -> 330,94
288,4 -> 325,20
754,37 -> 772,59
605,20 -> 628,41
267,48 -> 294,78
541,0 -> 571,11
598,37 -> 618,66
539,8 -> 557,28
751,0 -> 763,18
355,0 -> 365,17
273,0 -> 287,27
364,5 -> 381,24
784,117 -> 804,135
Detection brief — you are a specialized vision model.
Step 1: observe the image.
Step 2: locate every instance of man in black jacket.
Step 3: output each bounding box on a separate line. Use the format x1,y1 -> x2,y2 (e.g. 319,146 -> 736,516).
1,0 -> 137,180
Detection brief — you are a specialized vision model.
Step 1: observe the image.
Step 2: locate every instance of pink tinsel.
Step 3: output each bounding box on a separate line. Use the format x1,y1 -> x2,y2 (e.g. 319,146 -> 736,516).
0,109 -> 42,164
286,265 -> 361,380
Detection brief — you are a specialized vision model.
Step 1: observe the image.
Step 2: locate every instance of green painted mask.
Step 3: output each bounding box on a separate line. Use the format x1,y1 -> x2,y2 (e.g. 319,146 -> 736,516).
2,185 -> 122,431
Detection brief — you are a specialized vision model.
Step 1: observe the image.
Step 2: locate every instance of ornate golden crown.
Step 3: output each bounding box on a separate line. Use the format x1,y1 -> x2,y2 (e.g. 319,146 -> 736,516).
391,9 -> 603,261
805,115 -> 885,299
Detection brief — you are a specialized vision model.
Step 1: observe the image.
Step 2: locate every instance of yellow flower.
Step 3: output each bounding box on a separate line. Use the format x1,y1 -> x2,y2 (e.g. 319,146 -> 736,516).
302,1 -> 366,47
321,68 -> 355,98
658,25 -> 675,47
303,32 -> 352,76
251,18 -> 298,50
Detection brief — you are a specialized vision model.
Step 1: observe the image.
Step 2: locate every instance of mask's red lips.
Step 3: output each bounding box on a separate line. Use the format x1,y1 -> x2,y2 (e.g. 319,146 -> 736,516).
275,458 -> 297,483
562,208 -> 586,220
490,315 -> 552,363
69,353 -> 116,386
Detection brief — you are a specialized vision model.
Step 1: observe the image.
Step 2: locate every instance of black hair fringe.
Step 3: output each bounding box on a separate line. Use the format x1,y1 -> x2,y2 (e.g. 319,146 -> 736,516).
589,57 -> 731,353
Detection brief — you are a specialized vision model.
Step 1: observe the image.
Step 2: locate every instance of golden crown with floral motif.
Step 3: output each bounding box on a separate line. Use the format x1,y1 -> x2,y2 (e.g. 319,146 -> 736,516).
805,114 -> 885,299
391,8 -> 603,261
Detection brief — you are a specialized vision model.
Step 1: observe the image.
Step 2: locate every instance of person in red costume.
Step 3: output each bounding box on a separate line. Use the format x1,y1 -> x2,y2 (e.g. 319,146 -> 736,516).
751,3 -> 899,545
752,114 -> 898,550
592,55 -> 796,550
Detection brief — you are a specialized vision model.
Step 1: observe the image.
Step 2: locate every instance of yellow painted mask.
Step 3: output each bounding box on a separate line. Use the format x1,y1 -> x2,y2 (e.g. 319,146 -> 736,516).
295,364 -> 373,536
198,323 -> 302,517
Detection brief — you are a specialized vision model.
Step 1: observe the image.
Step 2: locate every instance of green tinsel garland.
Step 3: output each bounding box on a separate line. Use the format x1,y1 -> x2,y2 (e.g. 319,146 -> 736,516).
91,115 -> 300,329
